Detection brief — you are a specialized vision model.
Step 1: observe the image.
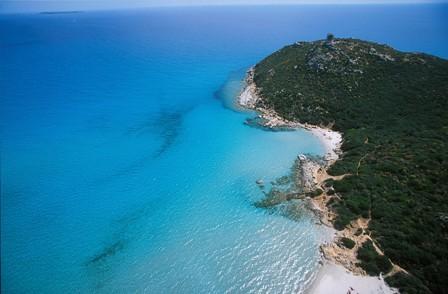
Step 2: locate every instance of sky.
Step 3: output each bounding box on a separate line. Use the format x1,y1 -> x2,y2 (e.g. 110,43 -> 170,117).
0,0 -> 445,13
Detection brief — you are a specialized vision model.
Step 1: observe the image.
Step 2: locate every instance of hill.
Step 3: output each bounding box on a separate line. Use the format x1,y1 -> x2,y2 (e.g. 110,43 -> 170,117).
252,36 -> 448,293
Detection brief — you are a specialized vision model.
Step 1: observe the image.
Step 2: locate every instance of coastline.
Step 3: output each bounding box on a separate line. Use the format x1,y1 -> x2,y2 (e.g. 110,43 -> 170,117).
238,67 -> 397,293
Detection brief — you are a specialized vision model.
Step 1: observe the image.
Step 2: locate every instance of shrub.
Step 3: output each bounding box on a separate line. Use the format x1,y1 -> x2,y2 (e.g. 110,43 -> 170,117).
386,272 -> 431,294
357,240 -> 392,275
307,188 -> 323,198
340,237 -> 356,249
376,255 -> 393,273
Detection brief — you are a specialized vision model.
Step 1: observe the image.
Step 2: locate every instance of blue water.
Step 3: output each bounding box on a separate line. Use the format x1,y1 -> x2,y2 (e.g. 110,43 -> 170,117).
1,5 -> 447,293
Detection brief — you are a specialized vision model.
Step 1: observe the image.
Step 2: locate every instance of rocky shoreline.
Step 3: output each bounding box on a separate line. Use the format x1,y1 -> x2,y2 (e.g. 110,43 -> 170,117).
238,67 -> 397,293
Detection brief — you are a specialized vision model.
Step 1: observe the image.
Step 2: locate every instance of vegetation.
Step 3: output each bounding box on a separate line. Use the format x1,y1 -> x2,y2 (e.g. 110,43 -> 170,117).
253,37 -> 448,293
386,271 -> 431,294
306,188 -> 323,198
340,237 -> 356,249
357,240 -> 393,275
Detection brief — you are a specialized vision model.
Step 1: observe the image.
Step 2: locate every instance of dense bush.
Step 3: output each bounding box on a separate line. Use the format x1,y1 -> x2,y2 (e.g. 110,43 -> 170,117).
306,188 -> 323,198
386,272 -> 431,294
357,240 -> 392,275
254,38 -> 448,293
340,237 -> 356,249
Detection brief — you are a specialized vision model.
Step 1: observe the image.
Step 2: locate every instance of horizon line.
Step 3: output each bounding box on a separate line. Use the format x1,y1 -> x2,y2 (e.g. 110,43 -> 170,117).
1,0 -> 447,14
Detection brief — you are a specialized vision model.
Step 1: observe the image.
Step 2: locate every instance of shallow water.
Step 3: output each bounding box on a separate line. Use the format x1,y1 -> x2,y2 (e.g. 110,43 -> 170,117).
1,5 -> 447,293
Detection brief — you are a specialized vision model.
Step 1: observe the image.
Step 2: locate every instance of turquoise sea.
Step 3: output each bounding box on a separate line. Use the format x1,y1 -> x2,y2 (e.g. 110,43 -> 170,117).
1,5 -> 447,293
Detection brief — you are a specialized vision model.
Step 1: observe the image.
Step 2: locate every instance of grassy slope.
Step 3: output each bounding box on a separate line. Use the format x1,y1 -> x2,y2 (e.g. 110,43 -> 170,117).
253,38 -> 448,293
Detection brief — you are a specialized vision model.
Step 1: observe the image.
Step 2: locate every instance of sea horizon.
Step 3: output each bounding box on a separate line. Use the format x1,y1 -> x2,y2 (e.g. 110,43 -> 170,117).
2,1 -> 448,15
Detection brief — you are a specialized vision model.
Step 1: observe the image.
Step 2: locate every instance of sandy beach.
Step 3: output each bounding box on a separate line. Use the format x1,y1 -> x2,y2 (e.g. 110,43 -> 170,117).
238,67 -> 398,294
237,69 -> 342,165
307,262 -> 396,294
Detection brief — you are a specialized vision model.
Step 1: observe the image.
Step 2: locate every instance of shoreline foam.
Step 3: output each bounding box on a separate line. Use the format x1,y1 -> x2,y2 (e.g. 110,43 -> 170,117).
238,67 -> 398,294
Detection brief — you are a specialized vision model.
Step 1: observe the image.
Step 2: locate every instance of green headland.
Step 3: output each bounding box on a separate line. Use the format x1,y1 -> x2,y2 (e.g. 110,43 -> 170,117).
252,36 -> 448,293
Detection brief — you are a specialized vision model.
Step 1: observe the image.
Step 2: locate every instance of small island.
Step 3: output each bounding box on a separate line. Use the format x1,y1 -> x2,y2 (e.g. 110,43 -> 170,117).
39,11 -> 83,14
239,36 -> 448,293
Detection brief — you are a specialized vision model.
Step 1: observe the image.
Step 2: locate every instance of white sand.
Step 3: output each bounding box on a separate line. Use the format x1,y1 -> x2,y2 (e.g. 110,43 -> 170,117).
307,127 -> 342,163
307,262 -> 398,294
